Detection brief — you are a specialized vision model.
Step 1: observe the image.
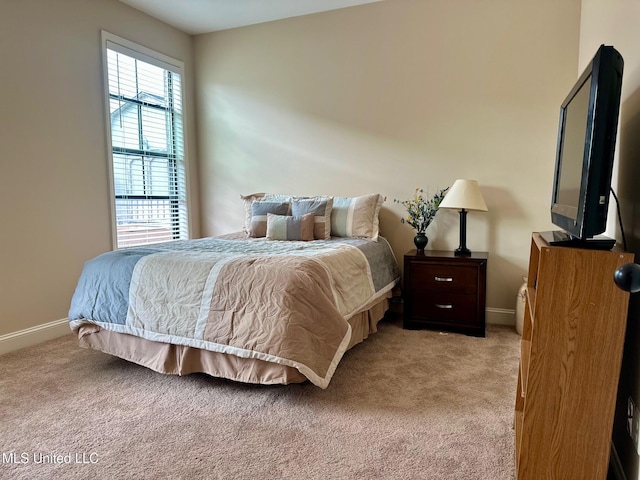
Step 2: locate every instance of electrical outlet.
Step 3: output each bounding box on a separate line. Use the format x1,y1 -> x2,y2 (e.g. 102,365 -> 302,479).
628,396 -> 635,438
635,415 -> 640,456
629,396 -> 640,455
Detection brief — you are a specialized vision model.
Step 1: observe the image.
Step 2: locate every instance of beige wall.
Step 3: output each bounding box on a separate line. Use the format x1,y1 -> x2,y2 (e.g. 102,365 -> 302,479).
194,0 -> 581,317
579,1 -> 640,478
0,0 -> 199,337
0,0 -> 584,340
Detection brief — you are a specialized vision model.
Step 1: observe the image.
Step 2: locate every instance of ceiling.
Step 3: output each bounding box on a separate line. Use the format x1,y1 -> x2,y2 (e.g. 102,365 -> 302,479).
118,0 -> 383,35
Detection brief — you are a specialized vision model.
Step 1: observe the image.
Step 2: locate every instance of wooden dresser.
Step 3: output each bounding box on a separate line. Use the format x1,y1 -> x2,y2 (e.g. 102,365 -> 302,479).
515,232 -> 633,479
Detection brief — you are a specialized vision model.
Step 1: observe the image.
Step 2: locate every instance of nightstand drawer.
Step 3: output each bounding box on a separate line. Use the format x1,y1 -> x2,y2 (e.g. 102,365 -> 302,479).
410,264 -> 478,294
410,292 -> 477,324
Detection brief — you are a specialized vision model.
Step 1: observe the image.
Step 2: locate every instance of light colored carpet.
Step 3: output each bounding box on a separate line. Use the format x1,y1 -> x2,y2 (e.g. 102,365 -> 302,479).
0,319 -> 519,479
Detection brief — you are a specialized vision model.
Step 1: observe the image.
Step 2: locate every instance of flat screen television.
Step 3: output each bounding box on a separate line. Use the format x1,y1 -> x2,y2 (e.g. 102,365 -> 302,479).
543,44 -> 624,250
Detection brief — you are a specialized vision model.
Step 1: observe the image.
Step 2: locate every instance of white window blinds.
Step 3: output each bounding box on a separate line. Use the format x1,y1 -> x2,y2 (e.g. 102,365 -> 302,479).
103,35 -> 189,248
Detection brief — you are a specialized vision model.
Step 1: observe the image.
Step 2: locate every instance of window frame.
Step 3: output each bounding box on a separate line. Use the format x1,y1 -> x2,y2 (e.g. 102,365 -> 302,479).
100,31 -> 191,249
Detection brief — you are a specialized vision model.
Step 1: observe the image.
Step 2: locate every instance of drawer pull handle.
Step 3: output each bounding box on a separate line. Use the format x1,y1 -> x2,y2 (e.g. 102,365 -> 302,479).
435,276 -> 453,282
435,303 -> 453,309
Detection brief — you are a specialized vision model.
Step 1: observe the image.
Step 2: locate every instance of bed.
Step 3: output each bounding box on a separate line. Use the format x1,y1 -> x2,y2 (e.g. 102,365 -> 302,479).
68,193 -> 400,388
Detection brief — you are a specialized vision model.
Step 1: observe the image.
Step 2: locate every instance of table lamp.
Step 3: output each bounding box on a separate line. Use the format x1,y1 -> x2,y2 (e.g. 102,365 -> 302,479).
439,179 -> 488,255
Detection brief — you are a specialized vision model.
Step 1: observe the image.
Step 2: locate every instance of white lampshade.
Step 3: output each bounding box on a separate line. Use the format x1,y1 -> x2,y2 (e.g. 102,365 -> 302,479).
439,179 -> 488,212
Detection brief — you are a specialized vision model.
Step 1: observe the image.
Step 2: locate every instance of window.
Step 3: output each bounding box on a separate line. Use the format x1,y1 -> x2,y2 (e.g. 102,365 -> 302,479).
102,33 -> 189,248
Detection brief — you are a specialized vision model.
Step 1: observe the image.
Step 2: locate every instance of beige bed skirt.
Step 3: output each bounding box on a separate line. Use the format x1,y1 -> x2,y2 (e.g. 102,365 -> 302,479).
77,293 -> 391,385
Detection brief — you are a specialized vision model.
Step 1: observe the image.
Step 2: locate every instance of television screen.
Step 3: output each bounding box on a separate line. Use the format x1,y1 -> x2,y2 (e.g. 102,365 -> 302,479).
554,75 -> 591,220
546,44 -> 623,249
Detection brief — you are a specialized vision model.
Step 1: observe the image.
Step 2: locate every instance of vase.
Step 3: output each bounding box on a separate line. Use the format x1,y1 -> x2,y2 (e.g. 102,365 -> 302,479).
413,233 -> 428,253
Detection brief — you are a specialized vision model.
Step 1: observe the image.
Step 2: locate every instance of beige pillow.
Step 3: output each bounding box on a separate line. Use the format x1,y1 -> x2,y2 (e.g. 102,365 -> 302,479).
266,213 -> 315,241
240,193 -> 265,234
330,194 -> 385,240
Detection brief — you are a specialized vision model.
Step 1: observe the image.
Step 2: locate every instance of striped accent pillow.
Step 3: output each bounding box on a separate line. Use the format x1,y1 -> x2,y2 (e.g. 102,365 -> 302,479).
266,213 -> 315,241
291,197 -> 333,240
249,201 -> 291,237
241,193 -> 293,234
330,194 -> 385,240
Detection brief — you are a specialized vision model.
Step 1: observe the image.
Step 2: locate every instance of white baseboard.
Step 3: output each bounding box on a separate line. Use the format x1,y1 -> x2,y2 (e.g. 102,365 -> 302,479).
0,318 -> 71,355
486,307 -> 515,326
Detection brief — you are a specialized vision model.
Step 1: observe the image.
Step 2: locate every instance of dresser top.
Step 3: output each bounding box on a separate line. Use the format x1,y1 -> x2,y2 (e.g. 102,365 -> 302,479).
405,249 -> 488,260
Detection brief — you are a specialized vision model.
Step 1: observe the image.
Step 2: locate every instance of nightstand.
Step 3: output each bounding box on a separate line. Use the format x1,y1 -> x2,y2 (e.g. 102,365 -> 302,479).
403,250 -> 487,337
